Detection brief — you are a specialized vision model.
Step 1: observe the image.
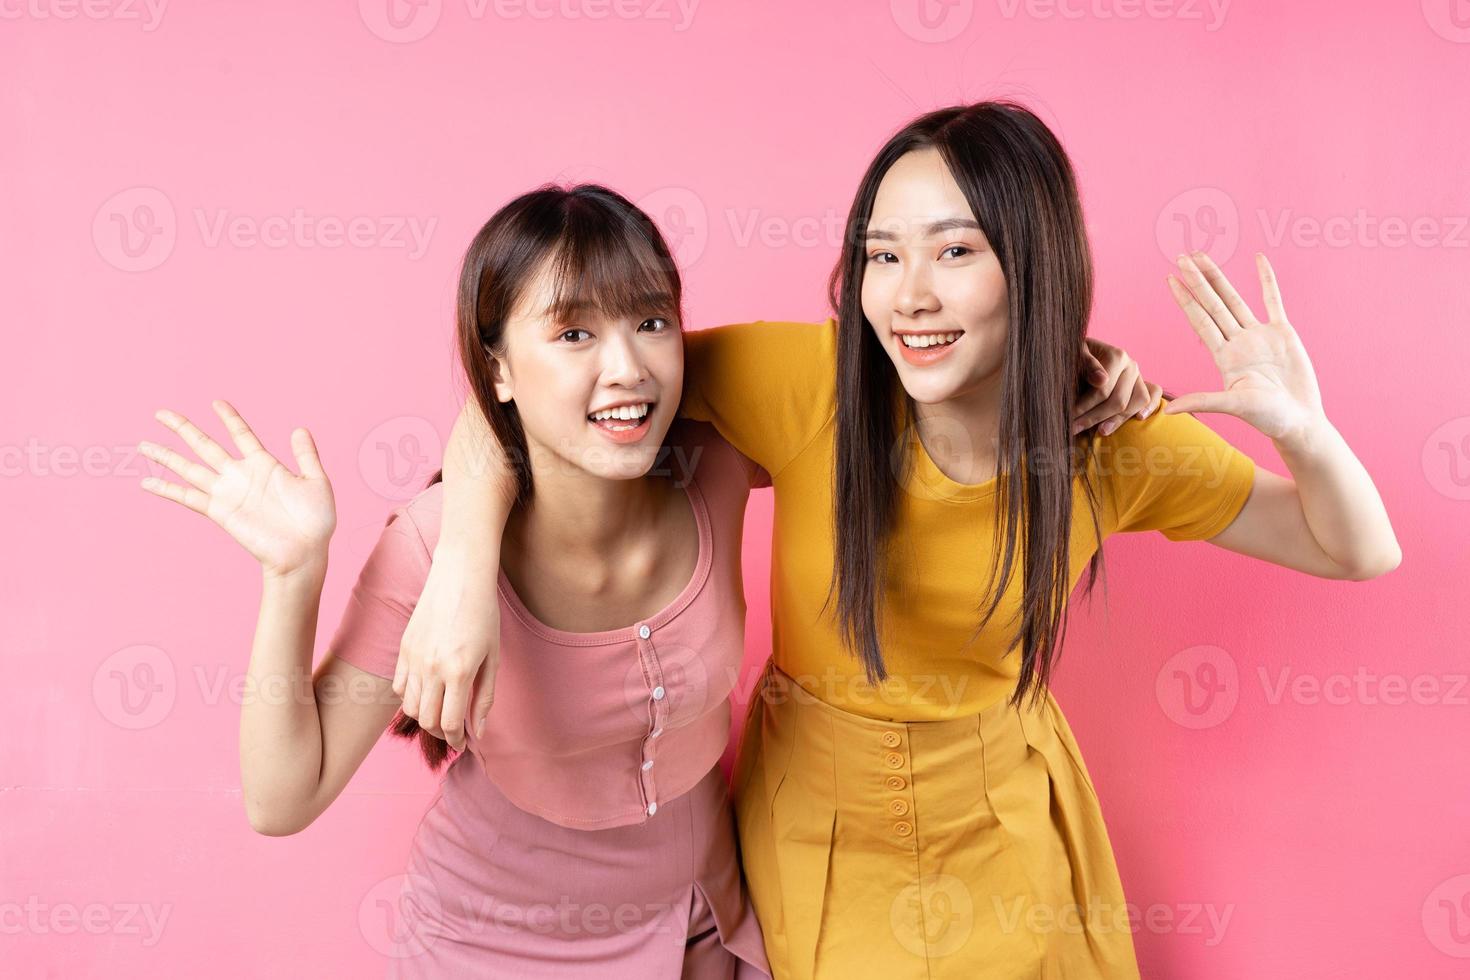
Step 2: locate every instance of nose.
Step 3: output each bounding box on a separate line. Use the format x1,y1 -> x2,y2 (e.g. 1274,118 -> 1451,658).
600,326 -> 649,387
894,259 -> 939,319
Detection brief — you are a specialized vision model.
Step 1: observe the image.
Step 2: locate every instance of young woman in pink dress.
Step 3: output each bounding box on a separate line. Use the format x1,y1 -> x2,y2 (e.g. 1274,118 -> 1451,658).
137,184 -> 776,978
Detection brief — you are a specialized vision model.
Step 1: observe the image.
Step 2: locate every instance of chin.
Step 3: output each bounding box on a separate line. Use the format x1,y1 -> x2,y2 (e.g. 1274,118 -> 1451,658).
589,446 -> 662,480
891,364 -> 970,406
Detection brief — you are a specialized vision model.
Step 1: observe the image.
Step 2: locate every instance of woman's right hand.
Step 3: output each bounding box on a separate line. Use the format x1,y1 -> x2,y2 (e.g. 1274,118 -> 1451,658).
138,400 -> 336,579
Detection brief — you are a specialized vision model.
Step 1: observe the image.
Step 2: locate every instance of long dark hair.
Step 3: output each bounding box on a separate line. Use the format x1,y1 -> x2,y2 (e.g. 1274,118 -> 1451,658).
826,100 -> 1109,711
391,183 -> 684,768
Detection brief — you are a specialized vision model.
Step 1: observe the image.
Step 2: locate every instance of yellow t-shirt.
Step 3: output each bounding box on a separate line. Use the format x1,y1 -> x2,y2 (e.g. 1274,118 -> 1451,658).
681,318 -> 1257,721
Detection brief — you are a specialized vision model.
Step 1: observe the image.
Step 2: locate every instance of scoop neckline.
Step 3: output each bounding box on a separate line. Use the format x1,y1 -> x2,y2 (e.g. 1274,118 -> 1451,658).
495,474 -> 713,647
901,401 -> 1002,503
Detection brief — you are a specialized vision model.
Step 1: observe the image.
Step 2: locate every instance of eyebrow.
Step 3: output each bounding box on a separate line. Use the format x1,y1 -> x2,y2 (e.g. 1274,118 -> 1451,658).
540,293 -> 676,324
865,217 -> 982,241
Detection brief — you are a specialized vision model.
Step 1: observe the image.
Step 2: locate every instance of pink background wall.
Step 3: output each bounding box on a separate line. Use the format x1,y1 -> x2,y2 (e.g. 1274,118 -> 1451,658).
4,1 -> 1467,975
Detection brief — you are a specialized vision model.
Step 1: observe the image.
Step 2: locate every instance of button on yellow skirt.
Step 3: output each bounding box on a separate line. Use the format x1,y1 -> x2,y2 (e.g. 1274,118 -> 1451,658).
732,662 -> 1142,979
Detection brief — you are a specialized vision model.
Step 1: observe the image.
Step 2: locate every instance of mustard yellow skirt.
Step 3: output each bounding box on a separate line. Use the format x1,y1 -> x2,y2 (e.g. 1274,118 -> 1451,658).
732,662 -> 1142,979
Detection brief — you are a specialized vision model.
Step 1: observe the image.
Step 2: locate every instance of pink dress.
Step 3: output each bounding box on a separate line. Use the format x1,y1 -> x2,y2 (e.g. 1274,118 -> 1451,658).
329,418 -> 772,979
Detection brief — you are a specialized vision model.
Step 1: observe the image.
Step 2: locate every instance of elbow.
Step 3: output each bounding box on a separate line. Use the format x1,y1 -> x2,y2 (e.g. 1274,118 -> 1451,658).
1339,544 -> 1403,581
246,801 -> 311,837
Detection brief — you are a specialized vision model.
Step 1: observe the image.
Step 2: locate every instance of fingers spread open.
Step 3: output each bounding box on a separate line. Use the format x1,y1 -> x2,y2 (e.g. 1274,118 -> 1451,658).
1256,252 -> 1288,322
1175,253 -> 1243,340
139,440 -> 218,492
155,408 -> 232,470
1167,274 -> 1226,351
140,476 -> 210,515
1191,251 -> 1259,329
213,400 -> 266,457
291,427 -> 326,480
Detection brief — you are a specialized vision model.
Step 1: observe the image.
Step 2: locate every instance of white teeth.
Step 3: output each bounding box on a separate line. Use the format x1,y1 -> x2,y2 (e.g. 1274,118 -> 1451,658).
900,332 -> 960,349
590,404 -> 650,422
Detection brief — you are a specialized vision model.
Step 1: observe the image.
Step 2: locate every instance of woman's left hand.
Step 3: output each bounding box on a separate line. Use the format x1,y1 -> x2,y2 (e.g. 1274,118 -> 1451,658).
1163,250 -> 1326,444
1072,337 -> 1164,436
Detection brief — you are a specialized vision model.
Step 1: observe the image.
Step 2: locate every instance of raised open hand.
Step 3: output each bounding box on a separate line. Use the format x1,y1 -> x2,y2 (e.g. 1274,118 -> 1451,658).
1163,251 -> 1326,443
138,400 -> 336,577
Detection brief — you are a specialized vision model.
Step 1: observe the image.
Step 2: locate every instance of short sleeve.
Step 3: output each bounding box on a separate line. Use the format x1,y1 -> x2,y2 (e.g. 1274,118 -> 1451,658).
324,509 -> 432,679
1098,398 -> 1257,542
679,319 -> 837,480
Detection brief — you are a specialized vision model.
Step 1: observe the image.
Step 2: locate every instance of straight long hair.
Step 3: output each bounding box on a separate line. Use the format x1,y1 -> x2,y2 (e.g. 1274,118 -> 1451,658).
826,101 -> 1108,711
391,183 -> 683,768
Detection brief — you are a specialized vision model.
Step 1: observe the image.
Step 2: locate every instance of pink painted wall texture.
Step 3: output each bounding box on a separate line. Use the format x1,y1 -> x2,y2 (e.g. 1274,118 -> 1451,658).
3,0 -> 1467,976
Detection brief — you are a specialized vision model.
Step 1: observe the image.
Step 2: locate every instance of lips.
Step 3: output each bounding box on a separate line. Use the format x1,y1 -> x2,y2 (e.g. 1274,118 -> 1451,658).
895,331 -> 962,366
589,414 -> 648,431
897,331 -> 961,349
587,403 -> 655,444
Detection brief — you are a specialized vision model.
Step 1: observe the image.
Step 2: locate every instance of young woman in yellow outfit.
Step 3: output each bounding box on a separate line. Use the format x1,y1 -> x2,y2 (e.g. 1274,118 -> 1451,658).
391,102 -> 1400,978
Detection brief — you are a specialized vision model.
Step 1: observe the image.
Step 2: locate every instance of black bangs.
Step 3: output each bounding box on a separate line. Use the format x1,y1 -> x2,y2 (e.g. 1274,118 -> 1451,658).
539,196 -> 682,328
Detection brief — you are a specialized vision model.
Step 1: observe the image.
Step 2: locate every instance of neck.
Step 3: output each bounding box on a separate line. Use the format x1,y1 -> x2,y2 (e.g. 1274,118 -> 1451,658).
505,447 -> 666,561
909,372 -> 1004,484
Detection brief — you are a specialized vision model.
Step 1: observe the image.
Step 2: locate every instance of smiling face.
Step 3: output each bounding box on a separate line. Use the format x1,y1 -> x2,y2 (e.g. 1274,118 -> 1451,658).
861,147 -> 1010,407
489,254 -> 684,482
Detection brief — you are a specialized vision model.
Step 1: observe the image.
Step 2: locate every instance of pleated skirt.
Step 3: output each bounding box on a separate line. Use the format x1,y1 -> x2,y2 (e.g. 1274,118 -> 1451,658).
732,661 -> 1141,979
385,753 -> 770,979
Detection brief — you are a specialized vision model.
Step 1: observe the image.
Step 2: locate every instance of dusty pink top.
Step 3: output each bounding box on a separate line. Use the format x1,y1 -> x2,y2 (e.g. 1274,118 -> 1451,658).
329,419 -> 769,829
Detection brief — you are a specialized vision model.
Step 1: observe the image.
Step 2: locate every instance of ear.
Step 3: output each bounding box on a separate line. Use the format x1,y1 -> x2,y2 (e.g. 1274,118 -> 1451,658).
487,346 -> 514,404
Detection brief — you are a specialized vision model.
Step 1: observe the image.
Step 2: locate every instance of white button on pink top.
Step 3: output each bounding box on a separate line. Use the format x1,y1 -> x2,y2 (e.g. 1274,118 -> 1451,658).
638,625 -> 651,639
647,802 -> 657,816
652,686 -> 666,701
642,759 -> 654,771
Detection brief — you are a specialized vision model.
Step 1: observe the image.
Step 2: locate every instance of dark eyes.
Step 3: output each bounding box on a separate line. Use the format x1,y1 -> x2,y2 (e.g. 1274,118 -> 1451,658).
865,246 -> 972,264
558,317 -> 670,343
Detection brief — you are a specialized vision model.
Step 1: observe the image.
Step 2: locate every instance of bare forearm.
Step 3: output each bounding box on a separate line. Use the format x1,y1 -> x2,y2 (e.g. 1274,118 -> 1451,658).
441,397 -> 514,557
1276,417 -> 1400,578
239,560 -> 328,830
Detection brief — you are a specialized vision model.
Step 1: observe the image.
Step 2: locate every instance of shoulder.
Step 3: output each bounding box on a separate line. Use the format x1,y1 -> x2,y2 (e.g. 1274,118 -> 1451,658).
1087,398 -> 1248,482
683,318 -> 838,401
662,417 -> 765,493
1084,398 -> 1257,540
679,318 -> 838,477
684,317 -> 838,359
383,482 -> 444,558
